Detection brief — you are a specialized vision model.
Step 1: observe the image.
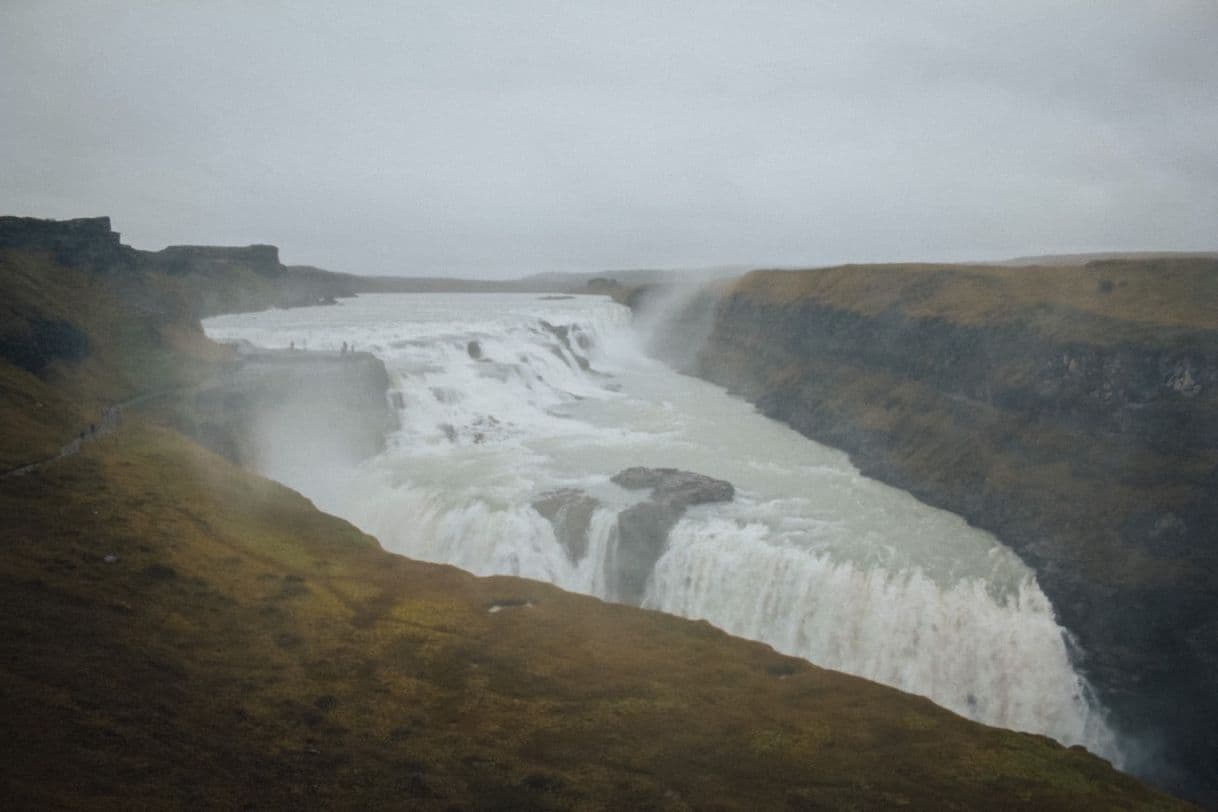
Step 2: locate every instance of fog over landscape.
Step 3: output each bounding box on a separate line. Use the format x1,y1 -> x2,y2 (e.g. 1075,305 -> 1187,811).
3,2 -> 1218,808
2,1 -> 1217,277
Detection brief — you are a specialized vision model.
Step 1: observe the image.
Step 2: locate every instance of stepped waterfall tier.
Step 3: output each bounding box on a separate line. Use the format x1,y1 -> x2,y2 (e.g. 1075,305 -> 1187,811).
204,293 -> 1120,763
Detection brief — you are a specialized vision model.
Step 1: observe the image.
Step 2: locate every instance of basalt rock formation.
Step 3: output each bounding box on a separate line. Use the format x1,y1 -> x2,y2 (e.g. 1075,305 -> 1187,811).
532,488 -> 600,562
642,260 -> 1218,803
0,216 -> 352,316
0,215 -> 132,271
531,468 -> 736,603
609,467 -> 735,603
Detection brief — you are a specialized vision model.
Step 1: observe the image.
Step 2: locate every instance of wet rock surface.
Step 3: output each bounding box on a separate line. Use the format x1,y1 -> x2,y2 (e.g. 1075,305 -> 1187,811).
532,489 -> 600,563
609,467 -> 734,604
611,467 -> 736,507
530,468 -> 736,604
539,320 -> 592,370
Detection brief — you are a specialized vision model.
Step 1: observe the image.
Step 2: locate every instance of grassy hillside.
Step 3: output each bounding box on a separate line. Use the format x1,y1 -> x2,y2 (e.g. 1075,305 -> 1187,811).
0,244 -> 1187,808
737,260 -> 1218,337
0,248 -> 227,468
999,251 -> 1218,268
2,424 -> 1183,809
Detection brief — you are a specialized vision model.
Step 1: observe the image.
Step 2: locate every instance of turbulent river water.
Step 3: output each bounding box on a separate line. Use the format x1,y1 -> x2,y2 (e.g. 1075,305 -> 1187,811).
205,292 -> 1120,763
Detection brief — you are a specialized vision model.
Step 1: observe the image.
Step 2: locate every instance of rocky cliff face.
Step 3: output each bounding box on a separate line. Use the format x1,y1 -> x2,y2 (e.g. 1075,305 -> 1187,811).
0,216 -> 352,315
149,243 -> 283,277
0,215 -> 133,271
642,261 -> 1218,803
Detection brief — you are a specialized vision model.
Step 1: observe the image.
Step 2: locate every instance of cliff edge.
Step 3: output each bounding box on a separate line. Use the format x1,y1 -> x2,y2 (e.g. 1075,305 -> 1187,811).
653,260 -> 1218,803
0,216 -> 353,316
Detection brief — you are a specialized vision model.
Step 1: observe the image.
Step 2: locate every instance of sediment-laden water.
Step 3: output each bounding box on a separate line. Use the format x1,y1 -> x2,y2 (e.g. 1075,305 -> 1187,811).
204,293 -> 1120,762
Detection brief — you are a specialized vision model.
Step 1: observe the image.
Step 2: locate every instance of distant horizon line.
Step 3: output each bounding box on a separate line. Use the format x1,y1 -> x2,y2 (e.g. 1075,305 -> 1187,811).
4,212 -> 1215,281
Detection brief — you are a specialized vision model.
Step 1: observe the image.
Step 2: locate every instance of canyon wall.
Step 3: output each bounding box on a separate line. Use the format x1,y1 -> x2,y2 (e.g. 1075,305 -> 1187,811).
0,216 -> 353,315
0,216 -> 1194,807
0,215 -> 132,271
644,260 -> 1218,802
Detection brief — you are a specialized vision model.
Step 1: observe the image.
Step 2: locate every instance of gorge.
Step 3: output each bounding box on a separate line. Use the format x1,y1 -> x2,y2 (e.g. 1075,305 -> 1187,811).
202,293 -> 1120,765
201,261 -> 1218,802
638,263 -> 1218,802
0,216 -> 1201,807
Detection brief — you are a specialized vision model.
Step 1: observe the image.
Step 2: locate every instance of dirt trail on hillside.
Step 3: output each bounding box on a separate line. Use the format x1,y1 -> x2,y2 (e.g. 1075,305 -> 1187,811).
1,387 -> 185,479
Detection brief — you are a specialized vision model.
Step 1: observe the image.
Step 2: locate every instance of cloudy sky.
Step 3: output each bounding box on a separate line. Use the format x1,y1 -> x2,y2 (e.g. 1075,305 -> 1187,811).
2,2 -> 1216,277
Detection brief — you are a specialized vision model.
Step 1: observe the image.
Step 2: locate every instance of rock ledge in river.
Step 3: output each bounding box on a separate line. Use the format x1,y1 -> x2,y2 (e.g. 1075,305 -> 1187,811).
611,466 -> 735,507
609,467 -> 734,604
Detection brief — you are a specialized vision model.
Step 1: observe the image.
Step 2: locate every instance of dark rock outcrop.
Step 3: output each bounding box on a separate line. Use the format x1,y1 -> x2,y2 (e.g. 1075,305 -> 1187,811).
539,320 -> 591,370
0,215 -> 133,271
611,467 -> 736,507
144,245 -> 354,316
648,263 -> 1218,803
0,317 -> 89,374
608,467 -> 734,603
149,244 -> 283,277
532,489 -> 600,562
0,216 -> 354,316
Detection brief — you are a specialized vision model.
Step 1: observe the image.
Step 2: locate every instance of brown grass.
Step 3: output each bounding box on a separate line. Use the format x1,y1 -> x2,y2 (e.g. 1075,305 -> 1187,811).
734,259 -> 1218,334
0,423 -> 1184,809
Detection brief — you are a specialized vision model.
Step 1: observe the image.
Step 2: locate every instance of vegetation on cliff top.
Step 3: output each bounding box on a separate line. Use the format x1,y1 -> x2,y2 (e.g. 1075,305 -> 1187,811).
734,259 -> 1218,339
0,243 -> 1188,808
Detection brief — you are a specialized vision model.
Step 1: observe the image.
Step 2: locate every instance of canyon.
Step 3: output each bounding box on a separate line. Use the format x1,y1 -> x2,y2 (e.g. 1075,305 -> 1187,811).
0,216 -> 1202,807
639,261 -> 1218,801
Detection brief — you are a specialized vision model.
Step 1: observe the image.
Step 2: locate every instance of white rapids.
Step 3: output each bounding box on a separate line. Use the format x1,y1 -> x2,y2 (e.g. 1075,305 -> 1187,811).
204,292 -> 1121,763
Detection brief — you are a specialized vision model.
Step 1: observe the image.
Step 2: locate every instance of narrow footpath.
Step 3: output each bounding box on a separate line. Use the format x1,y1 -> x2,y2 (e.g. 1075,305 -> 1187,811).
1,387 -> 186,480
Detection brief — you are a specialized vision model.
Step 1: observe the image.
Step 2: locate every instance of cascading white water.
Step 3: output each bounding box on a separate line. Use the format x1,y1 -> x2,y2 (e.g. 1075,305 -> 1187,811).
204,292 -> 1120,764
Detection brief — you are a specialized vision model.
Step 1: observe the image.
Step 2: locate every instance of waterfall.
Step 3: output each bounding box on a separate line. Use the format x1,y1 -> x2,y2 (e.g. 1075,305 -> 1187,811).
204,292 -> 1122,765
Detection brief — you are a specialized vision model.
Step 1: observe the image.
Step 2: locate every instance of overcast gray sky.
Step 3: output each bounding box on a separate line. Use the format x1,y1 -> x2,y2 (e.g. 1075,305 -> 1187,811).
2,2 -> 1216,278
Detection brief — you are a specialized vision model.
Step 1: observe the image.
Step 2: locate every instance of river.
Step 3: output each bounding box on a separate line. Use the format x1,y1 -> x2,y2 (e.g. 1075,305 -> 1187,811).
204,292 -> 1120,763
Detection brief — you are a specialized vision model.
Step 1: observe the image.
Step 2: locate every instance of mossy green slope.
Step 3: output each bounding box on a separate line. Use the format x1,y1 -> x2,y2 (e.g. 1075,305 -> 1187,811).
0,426 -> 1183,809
0,247 -> 227,468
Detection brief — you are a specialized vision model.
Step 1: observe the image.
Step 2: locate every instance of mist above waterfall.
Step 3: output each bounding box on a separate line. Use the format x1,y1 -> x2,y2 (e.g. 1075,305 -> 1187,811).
204,293 -> 1121,764
630,281 -> 725,374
